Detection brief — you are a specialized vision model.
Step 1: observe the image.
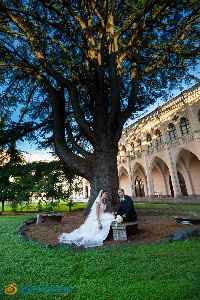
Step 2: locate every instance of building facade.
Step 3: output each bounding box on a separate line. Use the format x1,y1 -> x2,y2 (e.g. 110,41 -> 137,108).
118,83 -> 200,199
81,83 -> 200,201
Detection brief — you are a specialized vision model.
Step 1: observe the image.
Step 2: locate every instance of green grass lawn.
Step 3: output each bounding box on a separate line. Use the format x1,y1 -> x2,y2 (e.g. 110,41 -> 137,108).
135,202 -> 200,211
1,201 -> 86,213
3,201 -> 200,216
0,215 -> 200,300
134,203 -> 200,217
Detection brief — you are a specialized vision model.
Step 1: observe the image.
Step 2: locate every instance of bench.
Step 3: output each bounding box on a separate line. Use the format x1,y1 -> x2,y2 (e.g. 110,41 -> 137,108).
36,213 -> 64,225
174,216 -> 200,225
111,221 -> 138,241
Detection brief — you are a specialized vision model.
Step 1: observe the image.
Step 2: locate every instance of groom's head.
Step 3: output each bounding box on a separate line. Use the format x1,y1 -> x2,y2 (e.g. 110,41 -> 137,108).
118,188 -> 125,198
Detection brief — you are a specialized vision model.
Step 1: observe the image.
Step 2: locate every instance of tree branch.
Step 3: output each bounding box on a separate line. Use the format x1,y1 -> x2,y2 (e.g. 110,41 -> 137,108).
51,89 -> 93,179
0,121 -> 46,145
67,83 -> 95,145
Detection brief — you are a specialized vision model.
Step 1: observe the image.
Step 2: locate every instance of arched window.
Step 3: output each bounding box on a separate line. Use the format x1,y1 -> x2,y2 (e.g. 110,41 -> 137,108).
146,133 -> 152,151
168,123 -> 177,142
146,133 -> 152,142
135,139 -> 142,152
155,129 -> 162,147
121,145 -> 126,152
130,142 -> 135,154
180,117 -> 190,135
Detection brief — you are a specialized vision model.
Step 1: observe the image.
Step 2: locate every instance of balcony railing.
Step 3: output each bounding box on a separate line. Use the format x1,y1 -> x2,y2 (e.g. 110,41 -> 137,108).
118,132 -> 196,163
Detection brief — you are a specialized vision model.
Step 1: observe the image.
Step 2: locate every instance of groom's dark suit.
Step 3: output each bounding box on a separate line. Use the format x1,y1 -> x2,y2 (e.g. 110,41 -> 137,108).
116,195 -> 137,222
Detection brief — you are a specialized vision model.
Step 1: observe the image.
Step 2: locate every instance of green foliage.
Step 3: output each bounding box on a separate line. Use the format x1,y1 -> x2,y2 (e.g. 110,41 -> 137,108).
2,201 -> 86,213
36,200 -> 43,212
28,160 -> 81,212
67,199 -> 74,212
0,140 -> 27,211
0,142 -> 80,212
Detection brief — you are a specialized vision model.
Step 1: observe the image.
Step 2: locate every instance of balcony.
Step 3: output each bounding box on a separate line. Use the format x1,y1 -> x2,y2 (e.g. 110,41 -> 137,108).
117,132 -> 197,163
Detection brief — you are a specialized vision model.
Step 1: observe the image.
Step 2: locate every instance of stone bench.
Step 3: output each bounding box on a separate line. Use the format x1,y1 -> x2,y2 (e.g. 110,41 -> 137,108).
36,213 -> 64,225
111,221 -> 138,241
174,216 -> 200,225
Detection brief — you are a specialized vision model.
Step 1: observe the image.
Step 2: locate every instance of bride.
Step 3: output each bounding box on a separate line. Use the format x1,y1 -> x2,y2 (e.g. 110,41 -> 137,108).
58,190 -> 115,248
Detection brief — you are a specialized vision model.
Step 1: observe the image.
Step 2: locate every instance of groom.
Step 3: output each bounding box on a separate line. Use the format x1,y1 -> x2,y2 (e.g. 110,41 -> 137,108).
115,188 -> 137,222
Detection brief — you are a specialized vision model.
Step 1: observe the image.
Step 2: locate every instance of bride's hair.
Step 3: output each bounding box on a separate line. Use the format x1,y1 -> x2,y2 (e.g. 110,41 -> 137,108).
100,190 -> 113,213
100,190 -> 108,196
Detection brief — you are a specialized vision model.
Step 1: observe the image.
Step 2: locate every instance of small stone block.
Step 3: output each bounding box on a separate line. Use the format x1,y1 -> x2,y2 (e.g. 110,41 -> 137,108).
36,213 -> 64,224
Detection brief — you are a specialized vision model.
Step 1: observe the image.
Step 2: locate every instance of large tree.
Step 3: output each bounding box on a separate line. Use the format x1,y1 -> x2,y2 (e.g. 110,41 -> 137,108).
0,0 -> 199,212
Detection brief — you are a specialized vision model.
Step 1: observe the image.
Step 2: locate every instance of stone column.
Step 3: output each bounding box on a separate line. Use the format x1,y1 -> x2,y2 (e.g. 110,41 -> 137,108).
144,154 -> 154,197
167,147 -> 182,197
122,154 -> 132,196
127,155 -> 136,198
156,164 -> 169,195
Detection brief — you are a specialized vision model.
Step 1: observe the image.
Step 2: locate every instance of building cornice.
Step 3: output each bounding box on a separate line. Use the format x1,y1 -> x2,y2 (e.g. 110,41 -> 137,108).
122,82 -> 200,137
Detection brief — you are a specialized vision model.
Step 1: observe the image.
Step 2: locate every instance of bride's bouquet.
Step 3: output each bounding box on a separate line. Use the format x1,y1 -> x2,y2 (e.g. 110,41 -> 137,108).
115,215 -> 123,224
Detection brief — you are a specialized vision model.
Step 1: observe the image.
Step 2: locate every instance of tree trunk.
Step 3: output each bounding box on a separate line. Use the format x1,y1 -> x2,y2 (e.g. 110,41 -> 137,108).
2,200 -> 5,212
84,148 -> 120,217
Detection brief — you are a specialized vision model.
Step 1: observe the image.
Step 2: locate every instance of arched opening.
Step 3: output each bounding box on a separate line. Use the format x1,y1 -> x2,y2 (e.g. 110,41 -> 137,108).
151,157 -> 173,197
177,149 -> 200,195
177,171 -> 188,196
169,176 -> 174,197
135,176 -> 145,197
119,167 -> 131,195
133,163 -> 147,197
190,156 -> 200,195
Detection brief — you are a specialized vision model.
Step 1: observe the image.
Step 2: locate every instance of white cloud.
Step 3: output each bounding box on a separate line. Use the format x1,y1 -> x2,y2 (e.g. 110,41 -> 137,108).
24,150 -> 56,162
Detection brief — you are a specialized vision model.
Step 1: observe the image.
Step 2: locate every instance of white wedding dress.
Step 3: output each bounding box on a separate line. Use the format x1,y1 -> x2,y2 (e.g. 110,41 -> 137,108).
58,190 -> 115,248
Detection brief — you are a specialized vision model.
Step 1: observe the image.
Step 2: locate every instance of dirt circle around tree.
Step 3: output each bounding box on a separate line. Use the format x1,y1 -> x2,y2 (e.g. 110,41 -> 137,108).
22,209 -> 190,248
